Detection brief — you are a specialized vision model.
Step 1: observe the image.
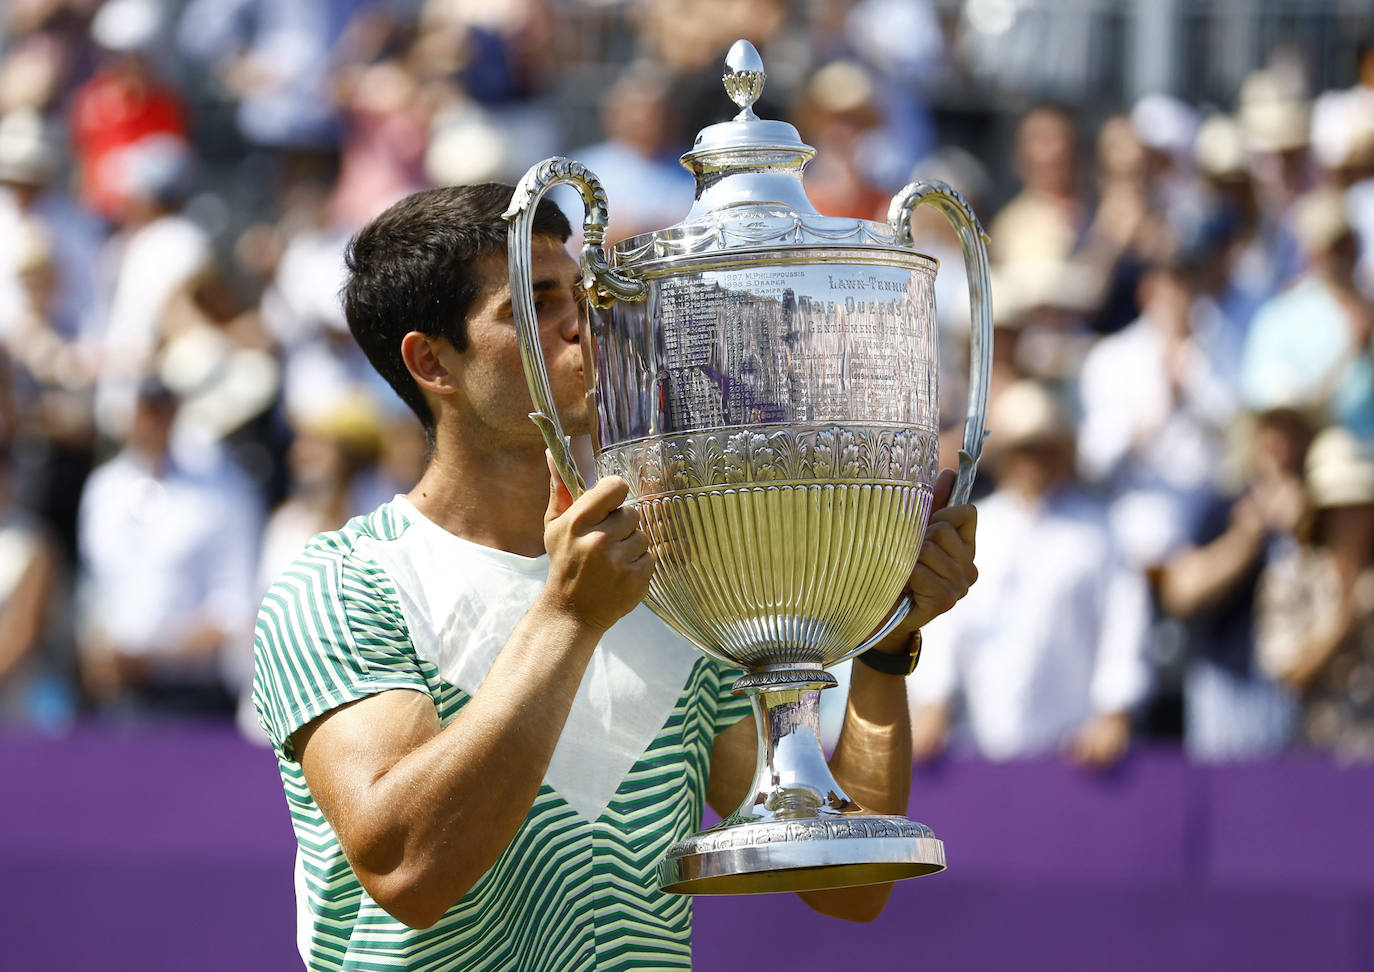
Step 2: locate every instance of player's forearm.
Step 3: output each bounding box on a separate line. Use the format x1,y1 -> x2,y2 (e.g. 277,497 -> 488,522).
797,661 -> 912,922
348,599 -> 605,927
828,658 -> 913,813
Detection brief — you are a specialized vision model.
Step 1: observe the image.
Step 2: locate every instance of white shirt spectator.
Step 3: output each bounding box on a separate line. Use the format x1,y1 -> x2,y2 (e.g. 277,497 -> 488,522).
1078,296 -> 1238,565
911,487 -> 1153,760
77,440 -> 262,682
93,214 -> 212,439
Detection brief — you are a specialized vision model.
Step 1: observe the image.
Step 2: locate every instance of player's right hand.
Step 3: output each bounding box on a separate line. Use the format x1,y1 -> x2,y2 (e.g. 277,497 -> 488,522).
541,453 -> 655,633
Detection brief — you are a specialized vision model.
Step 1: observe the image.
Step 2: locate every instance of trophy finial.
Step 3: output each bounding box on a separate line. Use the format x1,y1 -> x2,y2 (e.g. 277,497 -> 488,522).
723,39 -> 766,120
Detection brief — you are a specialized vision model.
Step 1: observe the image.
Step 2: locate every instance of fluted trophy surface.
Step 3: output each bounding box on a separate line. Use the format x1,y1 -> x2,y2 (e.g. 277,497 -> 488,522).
504,38 -> 992,895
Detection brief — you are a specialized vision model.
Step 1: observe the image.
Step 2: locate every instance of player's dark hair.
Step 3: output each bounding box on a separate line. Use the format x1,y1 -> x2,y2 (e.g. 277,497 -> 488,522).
342,183 -> 572,442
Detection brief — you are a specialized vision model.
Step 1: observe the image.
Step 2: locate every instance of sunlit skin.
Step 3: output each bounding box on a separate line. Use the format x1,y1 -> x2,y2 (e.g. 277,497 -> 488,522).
291,232 -> 978,928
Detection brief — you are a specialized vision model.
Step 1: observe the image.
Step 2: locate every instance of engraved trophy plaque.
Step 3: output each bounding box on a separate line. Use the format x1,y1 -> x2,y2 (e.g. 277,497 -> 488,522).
504,40 -> 992,895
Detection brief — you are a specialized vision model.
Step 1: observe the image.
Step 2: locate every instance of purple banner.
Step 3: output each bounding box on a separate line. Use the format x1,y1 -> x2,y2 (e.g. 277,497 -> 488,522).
2,726 -> 1371,971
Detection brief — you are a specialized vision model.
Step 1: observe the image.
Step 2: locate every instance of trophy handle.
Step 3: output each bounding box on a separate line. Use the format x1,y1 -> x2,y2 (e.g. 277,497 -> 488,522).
504,157 -> 648,499
828,181 -> 994,665
886,179 -> 993,507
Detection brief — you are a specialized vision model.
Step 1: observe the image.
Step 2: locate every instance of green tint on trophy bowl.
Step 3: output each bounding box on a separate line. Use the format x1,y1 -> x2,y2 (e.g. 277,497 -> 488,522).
590,254 -> 941,671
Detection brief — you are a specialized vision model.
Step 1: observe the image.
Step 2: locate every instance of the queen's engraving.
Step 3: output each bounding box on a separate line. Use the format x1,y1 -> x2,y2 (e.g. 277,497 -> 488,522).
504,39 -> 992,895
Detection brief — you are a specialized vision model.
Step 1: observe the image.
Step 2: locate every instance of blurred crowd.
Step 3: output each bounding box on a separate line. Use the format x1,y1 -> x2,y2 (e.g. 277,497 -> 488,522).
0,0 -> 1372,769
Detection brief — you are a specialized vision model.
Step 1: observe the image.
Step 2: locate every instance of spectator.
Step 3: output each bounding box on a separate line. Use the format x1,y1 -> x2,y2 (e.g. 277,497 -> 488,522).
1192,112 -> 1273,332
257,393 -> 382,593
0,108 -> 103,346
990,104 -> 1085,270
1160,407 -> 1311,761
551,61 -> 695,242
77,378 -> 262,717
1077,255 -> 1238,569
910,379 -> 1152,767
0,439 -> 66,728
175,0 -> 367,154
91,134 -> 211,442
69,0 -> 186,221
1257,425 -> 1374,761
1239,186 -> 1374,443
794,59 -> 890,220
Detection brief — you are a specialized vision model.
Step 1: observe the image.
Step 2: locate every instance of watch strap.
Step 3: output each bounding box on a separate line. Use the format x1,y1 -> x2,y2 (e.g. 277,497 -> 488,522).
856,629 -> 922,677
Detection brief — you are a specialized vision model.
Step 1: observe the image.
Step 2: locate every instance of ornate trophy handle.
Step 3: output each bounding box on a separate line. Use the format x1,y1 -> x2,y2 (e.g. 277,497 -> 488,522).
836,179 -> 994,663
886,178 -> 993,507
503,157 -> 647,500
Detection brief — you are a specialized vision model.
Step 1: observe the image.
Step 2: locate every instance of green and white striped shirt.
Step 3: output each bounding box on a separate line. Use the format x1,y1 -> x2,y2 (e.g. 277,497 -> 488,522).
253,497 -> 751,971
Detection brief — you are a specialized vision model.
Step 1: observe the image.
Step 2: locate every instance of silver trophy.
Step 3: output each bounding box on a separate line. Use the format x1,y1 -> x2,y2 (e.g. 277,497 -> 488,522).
505,39 -> 992,895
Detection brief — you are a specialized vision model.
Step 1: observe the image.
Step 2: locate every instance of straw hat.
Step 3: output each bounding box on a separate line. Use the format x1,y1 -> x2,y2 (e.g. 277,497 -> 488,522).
1306,425 -> 1374,508
1291,186 -> 1352,255
988,379 -> 1075,452
1238,70 -> 1310,154
990,259 -> 1102,327
1193,113 -> 1249,179
0,109 -> 55,185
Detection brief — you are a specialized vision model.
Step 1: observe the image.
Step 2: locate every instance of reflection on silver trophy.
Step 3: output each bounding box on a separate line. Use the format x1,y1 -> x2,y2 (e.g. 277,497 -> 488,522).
505,39 -> 992,895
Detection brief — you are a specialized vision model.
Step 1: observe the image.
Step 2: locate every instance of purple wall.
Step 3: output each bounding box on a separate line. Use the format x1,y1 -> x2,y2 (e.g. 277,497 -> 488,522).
3,726 -> 1372,971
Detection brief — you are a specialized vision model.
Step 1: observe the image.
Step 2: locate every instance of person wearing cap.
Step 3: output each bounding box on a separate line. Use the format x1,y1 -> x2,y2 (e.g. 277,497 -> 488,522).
1239,186 -> 1374,443
0,109 -> 103,341
911,379 -> 1150,769
250,184 -> 978,969
1256,425 -> 1374,760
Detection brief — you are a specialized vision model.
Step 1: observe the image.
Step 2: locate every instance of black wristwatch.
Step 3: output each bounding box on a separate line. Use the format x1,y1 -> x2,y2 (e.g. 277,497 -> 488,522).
856,629 -> 922,677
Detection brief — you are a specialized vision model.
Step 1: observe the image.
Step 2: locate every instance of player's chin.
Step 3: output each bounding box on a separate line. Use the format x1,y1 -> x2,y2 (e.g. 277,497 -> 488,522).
557,399 -> 595,436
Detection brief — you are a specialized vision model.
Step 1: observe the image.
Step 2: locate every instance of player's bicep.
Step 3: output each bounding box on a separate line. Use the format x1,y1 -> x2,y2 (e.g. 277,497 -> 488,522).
294,688 -> 441,855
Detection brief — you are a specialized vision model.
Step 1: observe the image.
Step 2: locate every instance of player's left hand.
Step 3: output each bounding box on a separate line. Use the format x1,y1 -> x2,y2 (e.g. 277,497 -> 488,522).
871,469 -> 978,653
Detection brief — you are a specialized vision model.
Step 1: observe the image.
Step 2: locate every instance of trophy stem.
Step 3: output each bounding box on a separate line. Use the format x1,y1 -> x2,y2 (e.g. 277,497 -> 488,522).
656,670 -> 946,895
733,677 -> 858,821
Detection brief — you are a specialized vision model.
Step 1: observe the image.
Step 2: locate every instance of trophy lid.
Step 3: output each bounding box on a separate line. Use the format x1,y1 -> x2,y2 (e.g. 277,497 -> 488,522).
611,39 -> 910,268
678,40 -> 820,220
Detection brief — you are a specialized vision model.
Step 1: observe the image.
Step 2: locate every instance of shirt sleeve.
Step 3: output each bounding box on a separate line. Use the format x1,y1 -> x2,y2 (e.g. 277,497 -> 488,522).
708,657 -> 754,735
252,536 -> 431,760
1089,559 -> 1154,715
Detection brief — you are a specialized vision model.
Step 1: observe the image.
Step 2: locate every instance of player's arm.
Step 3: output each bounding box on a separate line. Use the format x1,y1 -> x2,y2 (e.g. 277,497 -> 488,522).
294,472 -> 652,930
707,470 -> 977,922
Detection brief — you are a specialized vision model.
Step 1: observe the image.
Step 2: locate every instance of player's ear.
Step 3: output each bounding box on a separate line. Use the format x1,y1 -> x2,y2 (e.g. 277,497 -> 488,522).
401,331 -> 458,395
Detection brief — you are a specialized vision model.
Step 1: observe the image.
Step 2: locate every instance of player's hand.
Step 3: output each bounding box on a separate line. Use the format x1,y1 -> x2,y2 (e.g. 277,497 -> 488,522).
541,454 -> 655,633
903,468 -> 979,632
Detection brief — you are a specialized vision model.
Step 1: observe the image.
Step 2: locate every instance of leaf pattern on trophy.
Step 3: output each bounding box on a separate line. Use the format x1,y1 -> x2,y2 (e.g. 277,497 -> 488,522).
919,429 -> 940,483
871,429 -> 895,481
811,427 -> 837,479
838,429 -> 864,479
723,430 -> 759,484
701,433 -> 727,485
768,429 -> 800,480
602,425 -> 937,499
633,442 -> 662,496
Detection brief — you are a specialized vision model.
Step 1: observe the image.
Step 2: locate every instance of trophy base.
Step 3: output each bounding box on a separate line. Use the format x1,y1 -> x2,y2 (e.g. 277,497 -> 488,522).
657,671 -> 945,896
658,813 -> 945,895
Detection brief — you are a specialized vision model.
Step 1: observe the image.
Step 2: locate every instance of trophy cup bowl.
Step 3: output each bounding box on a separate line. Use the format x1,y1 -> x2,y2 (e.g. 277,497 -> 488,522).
505,40 -> 992,895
